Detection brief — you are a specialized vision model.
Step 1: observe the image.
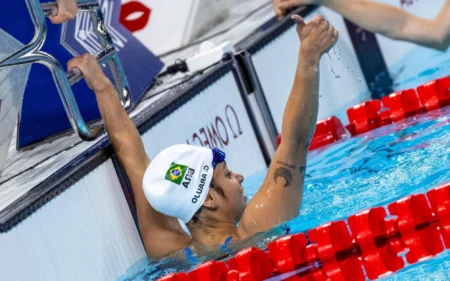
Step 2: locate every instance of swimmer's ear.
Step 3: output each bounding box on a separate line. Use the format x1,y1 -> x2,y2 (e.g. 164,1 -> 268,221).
203,193 -> 218,210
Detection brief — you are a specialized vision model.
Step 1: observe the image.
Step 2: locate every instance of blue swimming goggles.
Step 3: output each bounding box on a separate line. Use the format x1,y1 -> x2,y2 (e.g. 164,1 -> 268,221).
212,148 -> 226,169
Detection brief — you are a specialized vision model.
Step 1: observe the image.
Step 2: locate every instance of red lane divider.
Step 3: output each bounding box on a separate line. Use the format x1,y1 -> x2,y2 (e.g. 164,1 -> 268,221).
267,234 -> 319,280
417,77 -> 450,111
381,89 -> 424,122
278,76 -> 450,140
345,76 -> 450,136
188,261 -> 228,281
345,100 -> 385,136
308,221 -> 364,281
388,194 -> 443,264
157,183 -> 450,281
277,116 -> 347,150
427,185 -> 450,248
234,247 -> 275,281
309,116 -> 347,150
348,207 -> 405,280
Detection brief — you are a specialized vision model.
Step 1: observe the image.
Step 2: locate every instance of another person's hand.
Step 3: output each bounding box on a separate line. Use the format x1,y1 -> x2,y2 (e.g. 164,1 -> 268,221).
49,0 -> 78,24
293,14 -> 338,61
273,0 -> 320,19
67,54 -> 112,92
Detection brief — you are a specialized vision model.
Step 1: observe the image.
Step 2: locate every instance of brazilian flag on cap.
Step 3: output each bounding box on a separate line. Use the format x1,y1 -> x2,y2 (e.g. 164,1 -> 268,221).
165,163 -> 188,185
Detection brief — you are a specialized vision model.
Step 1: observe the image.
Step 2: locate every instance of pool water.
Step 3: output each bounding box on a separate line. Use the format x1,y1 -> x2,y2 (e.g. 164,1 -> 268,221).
118,47 -> 450,281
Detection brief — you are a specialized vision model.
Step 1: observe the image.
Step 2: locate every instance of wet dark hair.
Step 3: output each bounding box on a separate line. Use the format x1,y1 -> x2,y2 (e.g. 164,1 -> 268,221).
191,179 -> 225,224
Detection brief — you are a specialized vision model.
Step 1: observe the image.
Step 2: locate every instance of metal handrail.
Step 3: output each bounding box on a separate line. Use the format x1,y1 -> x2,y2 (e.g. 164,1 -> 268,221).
0,0 -> 131,141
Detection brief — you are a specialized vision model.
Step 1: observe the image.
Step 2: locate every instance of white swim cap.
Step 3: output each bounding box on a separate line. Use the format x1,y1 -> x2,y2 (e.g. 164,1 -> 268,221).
143,144 -> 214,223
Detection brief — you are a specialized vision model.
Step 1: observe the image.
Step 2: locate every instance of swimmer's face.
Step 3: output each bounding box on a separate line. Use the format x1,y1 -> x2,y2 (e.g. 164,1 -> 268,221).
210,161 -> 247,223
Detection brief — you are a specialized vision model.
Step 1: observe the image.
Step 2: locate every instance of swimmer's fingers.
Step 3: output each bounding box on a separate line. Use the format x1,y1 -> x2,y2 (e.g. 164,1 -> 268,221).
273,0 -> 283,19
291,14 -> 306,29
274,0 -> 290,19
49,0 -> 77,24
67,54 -> 87,72
279,0 -> 303,10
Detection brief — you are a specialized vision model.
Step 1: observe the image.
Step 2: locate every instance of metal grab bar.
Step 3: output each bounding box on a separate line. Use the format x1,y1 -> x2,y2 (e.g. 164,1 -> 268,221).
0,0 -> 131,141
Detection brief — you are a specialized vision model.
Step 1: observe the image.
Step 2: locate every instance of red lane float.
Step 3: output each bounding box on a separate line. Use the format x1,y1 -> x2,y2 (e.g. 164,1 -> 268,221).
381,89 -> 424,122
417,77 -> 450,111
345,100 -> 385,136
348,207 -> 405,280
267,234 -> 320,280
345,76 -> 450,136
188,261 -> 228,281
308,221 -> 364,281
309,116 -> 347,150
233,247 -> 275,281
388,194 -> 443,264
157,183 -> 450,281
427,184 -> 450,248
277,116 -> 347,150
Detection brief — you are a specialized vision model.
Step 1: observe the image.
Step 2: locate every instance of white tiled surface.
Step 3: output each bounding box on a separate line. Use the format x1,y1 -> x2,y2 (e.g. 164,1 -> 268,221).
0,160 -> 146,281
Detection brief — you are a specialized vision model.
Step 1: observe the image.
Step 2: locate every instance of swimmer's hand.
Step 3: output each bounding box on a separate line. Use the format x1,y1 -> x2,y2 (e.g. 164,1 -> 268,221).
293,14 -> 338,62
67,54 -> 113,92
273,0 -> 321,19
49,0 -> 78,24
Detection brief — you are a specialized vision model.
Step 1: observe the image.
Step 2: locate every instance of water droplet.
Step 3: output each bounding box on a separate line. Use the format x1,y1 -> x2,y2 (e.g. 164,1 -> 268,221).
327,52 -> 341,79
356,77 -> 363,83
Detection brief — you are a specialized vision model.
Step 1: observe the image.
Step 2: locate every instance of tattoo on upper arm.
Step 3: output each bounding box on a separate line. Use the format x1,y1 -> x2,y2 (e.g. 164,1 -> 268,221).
277,160 -> 296,169
274,167 -> 293,188
299,166 -> 306,173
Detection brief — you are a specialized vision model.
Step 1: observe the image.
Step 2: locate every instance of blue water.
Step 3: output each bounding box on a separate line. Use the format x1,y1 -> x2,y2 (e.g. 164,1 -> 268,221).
118,47 -> 450,280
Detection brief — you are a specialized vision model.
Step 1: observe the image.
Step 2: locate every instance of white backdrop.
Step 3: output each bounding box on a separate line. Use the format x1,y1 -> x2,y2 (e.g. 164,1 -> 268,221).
120,0 -> 233,55
141,72 -> 268,177
0,160 -> 145,281
252,8 -> 370,131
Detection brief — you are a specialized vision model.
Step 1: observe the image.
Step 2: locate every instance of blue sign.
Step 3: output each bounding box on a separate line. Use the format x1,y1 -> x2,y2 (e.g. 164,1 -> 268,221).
0,0 -> 163,149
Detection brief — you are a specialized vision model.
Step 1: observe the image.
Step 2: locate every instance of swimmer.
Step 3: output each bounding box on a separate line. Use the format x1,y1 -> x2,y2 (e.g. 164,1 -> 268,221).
67,14 -> 338,259
273,0 -> 450,51
49,0 -> 78,24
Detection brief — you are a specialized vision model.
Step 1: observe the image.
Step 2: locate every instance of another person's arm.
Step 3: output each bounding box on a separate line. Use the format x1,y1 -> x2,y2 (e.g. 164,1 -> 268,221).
49,0 -> 78,24
237,15 -> 338,237
67,55 -> 190,259
274,0 -> 450,51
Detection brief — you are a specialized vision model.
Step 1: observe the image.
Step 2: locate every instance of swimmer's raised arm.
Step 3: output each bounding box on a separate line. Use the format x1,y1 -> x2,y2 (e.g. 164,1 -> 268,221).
237,15 -> 338,237
49,0 -> 78,24
274,0 -> 450,51
67,55 -> 190,259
